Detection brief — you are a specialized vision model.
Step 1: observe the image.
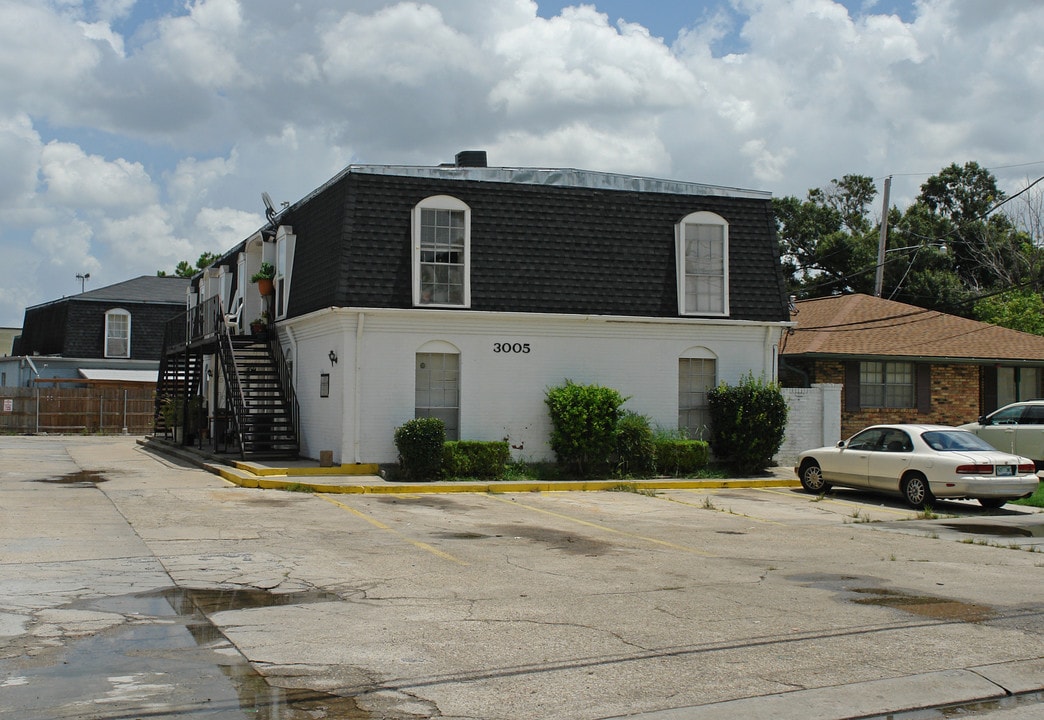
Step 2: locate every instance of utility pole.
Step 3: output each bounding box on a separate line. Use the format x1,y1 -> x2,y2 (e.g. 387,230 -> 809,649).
873,176 -> 892,297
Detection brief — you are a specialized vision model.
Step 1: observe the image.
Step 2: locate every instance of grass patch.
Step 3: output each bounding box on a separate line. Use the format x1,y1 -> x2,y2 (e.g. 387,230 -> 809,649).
1012,480 -> 1044,508
282,482 -> 314,493
606,483 -> 658,497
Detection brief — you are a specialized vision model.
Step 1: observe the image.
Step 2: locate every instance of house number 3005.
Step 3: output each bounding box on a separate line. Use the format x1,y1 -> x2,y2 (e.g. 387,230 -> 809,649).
493,342 -> 531,354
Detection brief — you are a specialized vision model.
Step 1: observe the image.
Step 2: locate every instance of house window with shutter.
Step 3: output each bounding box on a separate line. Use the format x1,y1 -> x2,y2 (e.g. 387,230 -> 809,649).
413,196 -> 470,308
104,309 -> 131,358
676,211 -> 729,316
860,361 -> 914,408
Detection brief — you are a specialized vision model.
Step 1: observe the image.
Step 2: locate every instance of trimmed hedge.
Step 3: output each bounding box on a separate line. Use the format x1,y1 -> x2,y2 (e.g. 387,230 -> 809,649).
393,417 -> 446,481
545,380 -> 626,477
654,438 -> 710,475
708,373 -> 787,474
442,440 -> 511,478
614,411 -> 655,475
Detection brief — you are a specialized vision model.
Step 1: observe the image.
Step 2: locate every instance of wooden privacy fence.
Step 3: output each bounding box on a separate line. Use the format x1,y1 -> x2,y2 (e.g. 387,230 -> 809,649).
0,387 -> 157,435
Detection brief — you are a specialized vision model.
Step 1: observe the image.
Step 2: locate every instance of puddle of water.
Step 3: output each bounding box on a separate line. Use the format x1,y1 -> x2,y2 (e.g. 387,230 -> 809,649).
0,587 -> 367,719
850,588 -> 994,623
30,470 -> 108,485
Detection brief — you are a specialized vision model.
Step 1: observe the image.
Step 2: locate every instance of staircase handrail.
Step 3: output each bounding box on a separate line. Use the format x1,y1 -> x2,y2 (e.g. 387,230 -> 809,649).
268,331 -> 300,455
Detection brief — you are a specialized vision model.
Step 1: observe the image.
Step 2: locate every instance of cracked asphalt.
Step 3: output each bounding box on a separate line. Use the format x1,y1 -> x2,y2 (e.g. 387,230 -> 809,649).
0,435 -> 1041,719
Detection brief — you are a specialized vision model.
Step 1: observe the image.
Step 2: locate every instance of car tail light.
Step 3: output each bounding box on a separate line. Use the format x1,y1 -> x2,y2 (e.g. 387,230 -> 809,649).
1018,463 -> 1036,474
955,464 -> 994,474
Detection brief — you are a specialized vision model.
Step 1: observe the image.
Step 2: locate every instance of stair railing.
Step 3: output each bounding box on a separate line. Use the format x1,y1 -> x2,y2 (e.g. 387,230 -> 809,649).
268,332 -> 300,453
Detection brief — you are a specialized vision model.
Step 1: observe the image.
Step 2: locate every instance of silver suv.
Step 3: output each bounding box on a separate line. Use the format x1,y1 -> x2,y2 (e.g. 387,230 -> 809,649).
960,400 -> 1044,477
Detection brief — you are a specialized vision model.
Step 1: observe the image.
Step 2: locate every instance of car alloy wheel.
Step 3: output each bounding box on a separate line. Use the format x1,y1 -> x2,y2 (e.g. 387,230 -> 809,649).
902,473 -> 934,509
799,461 -> 830,493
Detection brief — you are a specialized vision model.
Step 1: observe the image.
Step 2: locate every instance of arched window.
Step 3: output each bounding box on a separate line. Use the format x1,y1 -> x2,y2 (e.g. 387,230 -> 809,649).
415,341 -> 461,440
676,211 -> 729,316
105,308 -> 131,358
679,347 -> 717,439
413,195 -> 471,307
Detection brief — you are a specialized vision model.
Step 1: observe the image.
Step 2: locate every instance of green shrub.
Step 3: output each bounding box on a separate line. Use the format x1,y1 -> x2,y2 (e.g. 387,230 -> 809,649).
545,380 -> 626,477
442,440 -> 510,478
653,438 -> 710,475
393,417 -> 446,481
707,372 -> 787,474
614,411 -> 655,476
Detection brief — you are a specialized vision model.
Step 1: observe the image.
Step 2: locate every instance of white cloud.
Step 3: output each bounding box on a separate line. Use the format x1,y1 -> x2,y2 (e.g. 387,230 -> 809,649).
0,0 -> 1042,326
40,142 -> 156,209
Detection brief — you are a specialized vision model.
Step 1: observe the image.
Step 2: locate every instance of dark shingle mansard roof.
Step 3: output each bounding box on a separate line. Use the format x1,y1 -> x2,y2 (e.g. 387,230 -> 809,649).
277,164 -> 790,323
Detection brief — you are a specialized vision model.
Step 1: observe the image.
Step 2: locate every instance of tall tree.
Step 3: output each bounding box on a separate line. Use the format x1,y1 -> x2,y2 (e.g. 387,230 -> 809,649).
157,252 -> 221,278
776,162 -> 1042,319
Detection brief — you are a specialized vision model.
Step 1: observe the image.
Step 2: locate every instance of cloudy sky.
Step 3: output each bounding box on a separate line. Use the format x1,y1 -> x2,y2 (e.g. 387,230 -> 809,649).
2,0 -> 1042,327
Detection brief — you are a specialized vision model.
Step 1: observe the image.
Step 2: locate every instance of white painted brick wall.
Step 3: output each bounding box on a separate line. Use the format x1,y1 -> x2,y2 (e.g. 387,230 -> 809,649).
284,308 -> 787,465
777,384 -> 842,465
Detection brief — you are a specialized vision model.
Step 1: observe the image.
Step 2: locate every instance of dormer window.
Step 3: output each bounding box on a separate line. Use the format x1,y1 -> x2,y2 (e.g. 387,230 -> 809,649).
413,195 -> 470,307
105,308 -> 131,358
676,211 -> 729,316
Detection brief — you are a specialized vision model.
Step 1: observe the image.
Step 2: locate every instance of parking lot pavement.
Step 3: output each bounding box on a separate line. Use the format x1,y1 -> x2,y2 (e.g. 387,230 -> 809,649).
0,436 -> 1041,720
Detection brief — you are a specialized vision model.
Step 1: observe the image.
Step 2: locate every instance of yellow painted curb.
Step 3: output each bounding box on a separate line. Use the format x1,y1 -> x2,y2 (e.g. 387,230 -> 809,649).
228,461 -> 380,477
208,470 -> 800,495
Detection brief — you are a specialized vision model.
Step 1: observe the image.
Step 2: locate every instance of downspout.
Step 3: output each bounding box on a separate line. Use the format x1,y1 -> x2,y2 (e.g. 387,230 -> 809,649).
353,312 -> 365,464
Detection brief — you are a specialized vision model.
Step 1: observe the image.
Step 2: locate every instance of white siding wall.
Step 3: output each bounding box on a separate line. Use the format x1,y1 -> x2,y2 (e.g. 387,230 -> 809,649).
284,308 -> 787,465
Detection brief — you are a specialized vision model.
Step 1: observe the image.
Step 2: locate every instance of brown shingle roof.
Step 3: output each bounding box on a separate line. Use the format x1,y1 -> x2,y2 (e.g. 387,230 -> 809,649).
781,293 -> 1044,363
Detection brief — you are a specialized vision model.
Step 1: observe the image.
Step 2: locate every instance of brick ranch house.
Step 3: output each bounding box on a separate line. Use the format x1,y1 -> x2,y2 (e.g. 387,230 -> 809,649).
779,293 -> 1044,439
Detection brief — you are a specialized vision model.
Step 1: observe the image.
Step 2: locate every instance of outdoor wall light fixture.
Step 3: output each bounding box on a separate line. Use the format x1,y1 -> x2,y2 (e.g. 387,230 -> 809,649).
328,350 -> 338,365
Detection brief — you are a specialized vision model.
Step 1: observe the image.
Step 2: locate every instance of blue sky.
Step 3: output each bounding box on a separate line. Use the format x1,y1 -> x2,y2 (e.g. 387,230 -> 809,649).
1,0 -> 1041,327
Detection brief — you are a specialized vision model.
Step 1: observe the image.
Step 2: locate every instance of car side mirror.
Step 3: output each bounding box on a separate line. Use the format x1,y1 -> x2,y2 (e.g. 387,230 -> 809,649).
836,440 -> 846,448
978,415 -> 987,425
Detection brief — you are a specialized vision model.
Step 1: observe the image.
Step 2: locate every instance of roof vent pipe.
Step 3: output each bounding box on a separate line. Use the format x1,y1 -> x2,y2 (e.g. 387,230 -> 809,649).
455,150 -> 487,168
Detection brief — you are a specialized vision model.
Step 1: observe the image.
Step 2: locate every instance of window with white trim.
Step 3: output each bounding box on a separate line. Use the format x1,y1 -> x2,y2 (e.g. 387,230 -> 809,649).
679,355 -> 716,439
105,309 -> 131,358
415,352 -> 460,440
676,211 -> 728,316
413,195 -> 470,307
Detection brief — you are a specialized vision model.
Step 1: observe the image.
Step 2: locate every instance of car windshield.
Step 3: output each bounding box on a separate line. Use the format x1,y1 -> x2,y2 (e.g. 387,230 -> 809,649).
921,430 -> 999,453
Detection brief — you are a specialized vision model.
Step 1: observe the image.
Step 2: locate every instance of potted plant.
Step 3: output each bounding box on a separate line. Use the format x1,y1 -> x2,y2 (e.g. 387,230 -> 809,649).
251,262 -> 276,296
249,311 -> 270,338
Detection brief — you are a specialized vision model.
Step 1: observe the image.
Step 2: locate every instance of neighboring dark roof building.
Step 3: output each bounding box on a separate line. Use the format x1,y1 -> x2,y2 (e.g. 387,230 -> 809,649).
74,275 -> 189,305
13,275 -> 189,359
270,163 -> 789,323
781,293 -> 1044,364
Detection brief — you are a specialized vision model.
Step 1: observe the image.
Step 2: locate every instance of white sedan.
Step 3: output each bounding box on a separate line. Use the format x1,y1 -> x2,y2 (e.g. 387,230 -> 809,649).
795,424 -> 1039,509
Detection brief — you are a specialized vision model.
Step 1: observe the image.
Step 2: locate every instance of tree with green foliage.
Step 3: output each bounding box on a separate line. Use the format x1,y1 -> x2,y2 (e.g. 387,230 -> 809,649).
775,162 -> 1043,320
157,251 -> 221,278
974,289 -> 1044,335
707,373 -> 787,475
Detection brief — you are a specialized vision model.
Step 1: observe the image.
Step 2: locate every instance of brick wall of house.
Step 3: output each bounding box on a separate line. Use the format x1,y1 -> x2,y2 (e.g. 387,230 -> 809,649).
809,360 -> 979,438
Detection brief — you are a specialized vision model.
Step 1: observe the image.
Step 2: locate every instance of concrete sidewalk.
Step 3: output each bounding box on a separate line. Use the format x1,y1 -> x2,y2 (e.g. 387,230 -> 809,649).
139,436 -> 801,494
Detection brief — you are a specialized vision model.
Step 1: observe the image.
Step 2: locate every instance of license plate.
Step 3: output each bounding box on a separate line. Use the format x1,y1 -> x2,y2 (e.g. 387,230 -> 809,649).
996,465 -> 1014,476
